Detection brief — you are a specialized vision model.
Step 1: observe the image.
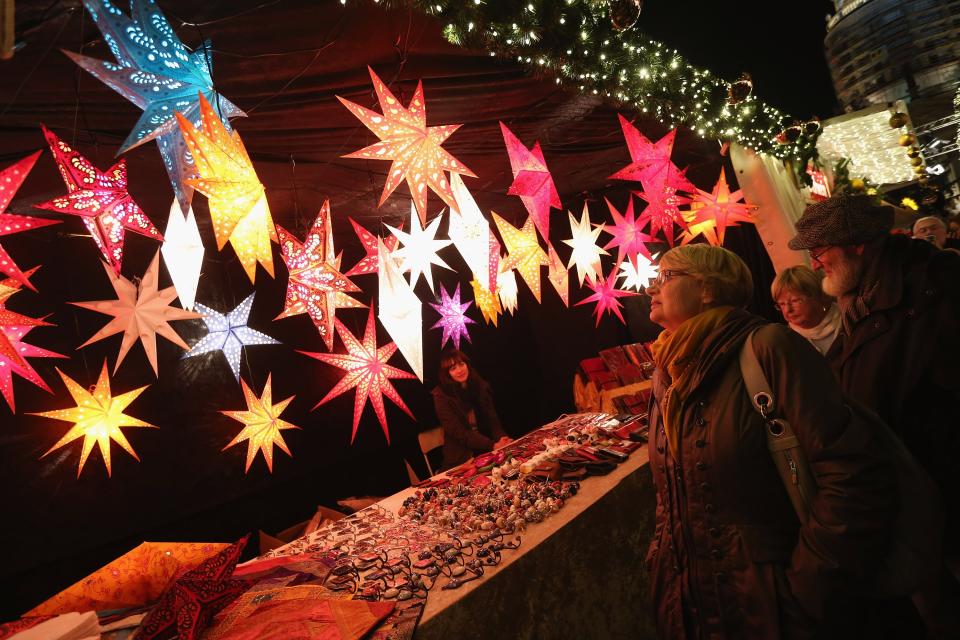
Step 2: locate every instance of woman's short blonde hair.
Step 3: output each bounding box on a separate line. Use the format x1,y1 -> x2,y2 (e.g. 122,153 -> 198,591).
659,244 -> 753,308
771,265 -> 833,305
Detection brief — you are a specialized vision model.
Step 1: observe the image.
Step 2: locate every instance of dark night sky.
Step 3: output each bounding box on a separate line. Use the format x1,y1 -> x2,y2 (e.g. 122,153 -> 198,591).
641,0 -> 839,121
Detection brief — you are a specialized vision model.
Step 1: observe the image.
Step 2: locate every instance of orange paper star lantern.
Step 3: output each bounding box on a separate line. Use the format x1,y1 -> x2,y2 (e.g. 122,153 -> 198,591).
492,212 -> 549,303
221,374 -> 300,473
338,67 -> 476,226
684,172 -> 756,246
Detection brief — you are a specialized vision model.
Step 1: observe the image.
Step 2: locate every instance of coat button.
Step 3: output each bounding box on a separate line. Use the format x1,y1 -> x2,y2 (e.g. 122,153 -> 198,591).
715,572 -> 728,583
710,548 -> 722,559
696,417 -> 707,427
705,503 -> 715,513
700,482 -> 711,492
695,438 -> 706,448
907,309 -> 915,317
874,321 -> 881,329
696,461 -> 707,471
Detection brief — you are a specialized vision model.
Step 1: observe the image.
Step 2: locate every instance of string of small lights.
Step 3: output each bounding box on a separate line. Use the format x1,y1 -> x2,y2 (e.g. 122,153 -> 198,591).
344,0 -> 817,160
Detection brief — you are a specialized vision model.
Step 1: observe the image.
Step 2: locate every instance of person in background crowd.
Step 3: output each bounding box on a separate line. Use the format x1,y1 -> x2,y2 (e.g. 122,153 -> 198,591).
912,216 -> 949,249
947,215 -> 960,240
644,244 -> 896,639
771,265 -> 840,356
789,194 -> 960,581
433,348 -> 511,470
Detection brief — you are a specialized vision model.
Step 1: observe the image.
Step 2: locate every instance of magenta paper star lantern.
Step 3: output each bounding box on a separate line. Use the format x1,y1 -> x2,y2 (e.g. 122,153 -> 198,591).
300,307 -> 416,444
338,67 -> 476,226
603,197 -> 653,267
635,171 -> 694,247
344,218 -> 400,277
429,283 -> 475,349
0,152 -> 61,291
685,172 -> 757,246
276,201 -> 365,351
35,126 -> 162,275
608,116 -> 695,192
500,122 -> 560,241
0,270 -> 66,413
576,266 -> 638,326
546,243 -> 570,307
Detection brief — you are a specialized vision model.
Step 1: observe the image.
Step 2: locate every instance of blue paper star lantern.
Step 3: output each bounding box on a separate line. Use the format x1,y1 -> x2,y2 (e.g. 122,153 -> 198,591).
183,293 -> 279,382
65,0 -> 244,213
428,283 -> 475,350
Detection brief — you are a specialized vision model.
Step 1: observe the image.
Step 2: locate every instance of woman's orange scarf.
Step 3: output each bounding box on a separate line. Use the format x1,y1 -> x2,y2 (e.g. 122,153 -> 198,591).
649,306 -> 734,456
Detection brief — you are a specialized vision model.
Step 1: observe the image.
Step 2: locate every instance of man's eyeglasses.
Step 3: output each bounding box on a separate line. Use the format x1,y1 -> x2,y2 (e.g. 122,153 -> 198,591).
648,269 -> 691,288
809,247 -> 830,264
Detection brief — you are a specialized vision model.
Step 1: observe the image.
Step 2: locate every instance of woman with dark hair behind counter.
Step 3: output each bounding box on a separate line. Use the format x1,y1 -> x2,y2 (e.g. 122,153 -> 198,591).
433,348 -> 511,470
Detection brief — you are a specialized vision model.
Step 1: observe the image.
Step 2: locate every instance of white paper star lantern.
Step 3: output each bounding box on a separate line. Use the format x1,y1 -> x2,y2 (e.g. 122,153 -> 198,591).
377,238 -> 424,382
386,203 -> 453,294
161,201 -> 204,311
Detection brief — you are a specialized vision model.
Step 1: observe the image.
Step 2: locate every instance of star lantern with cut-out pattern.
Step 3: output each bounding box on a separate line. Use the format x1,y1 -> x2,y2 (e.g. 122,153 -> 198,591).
0,152 -> 60,290
32,361 -> 156,478
276,201 -> 364,351
576,266 -> 638,326
344,218 -> 400,277
492,212 -> 549,303
635,173 -> 694,247
429,283 -> 475,350
500,122 -> 560,241
300,307 -> 416,445
35,126 -> 162,275
221,374 -> 299,474
338,67 -> 476,226
176,94 -> 277,284
470,278 -> 502,327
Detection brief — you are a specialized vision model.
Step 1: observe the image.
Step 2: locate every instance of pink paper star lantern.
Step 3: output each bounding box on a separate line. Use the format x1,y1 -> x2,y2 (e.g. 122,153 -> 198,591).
0,152 -> 60,290
500,122 -> 560,241
576,266 -> 638,326
603,197 -> 653,267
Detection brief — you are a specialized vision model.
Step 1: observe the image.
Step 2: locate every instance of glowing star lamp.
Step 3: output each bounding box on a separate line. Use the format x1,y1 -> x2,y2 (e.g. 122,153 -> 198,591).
221,374 -> 299,473
500,122 -> 561,242
32,360 -> 156,478
618,255 -> 660,292
386,203 -> 452,294
377,238 -> 424,382
546,243 -> 570,307
470,278 -> 502,327
608,116 -> 695,192
176,94 -> 277,284
35,126 -> 163,276
344,217 -> 400,277
183,293 -> 280,382
492,212 -> 549,303
300,307 -> 416,444
64,0 -> 244,214
497,268 -> 519,315
562,204 -> 608,286
276,201 -> 364,351
0,270 -> 66,413
635,175 -> 694,247
429,283 -> 475,350
72,251 -> 200,377
160,201 -> 204,311
603,197 -> 653,267
338,66 -> 476,226
576,266 -> 638,327
685,172 -> 756,246
448,173 -> 495,291
0,151 -> 60,290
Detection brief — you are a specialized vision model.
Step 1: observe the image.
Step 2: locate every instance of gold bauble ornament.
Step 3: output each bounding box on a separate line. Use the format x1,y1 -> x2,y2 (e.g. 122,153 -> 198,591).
889,112 -> 909,129
899,133 -> 915,147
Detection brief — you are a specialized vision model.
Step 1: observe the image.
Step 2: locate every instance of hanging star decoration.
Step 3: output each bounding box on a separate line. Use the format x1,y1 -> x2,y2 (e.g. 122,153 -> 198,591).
160,201 -> 204,311
562,204 -> 608,286
0,269 -> 66,413
603,197 -> 653,267
176,94 -> 277,284
0,151 -> 60,290
500,122 -> 560,241
497,267 -> 519,315
576,266 -> 637,327
276,201 -> 364,351
492,212 -> 549,303
546,243 -> 570,307
609,117 -> 695,191
300,307 -> 415,444
429,283 -> 475,349
377,238 -> 424,382
386,203 -> 452,294
683,172 -> 756,246
344,218 -> 400,277
635,178 -> 694,247
35,126 -> 163,275
470,278 -> 502,327
618,254 -> 660,292
32,361 -> 156,478
64,0 -> 245,214
71,251 -> 200,377
221,374 -> 299,474
338,66 -> 476,226
183,293 -> 280,382
448,173 -> 496,291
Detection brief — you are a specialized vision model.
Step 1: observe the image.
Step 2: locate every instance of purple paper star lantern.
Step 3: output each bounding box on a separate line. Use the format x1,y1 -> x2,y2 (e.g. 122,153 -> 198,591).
429,283 -> 476,350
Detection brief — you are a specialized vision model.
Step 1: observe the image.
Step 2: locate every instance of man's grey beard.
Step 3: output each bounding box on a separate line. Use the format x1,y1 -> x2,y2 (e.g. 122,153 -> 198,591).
822,252 -> 864,297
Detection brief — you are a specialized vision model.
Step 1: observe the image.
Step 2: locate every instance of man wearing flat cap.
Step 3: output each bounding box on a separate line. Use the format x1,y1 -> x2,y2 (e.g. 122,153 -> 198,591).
790,194 -> 960,579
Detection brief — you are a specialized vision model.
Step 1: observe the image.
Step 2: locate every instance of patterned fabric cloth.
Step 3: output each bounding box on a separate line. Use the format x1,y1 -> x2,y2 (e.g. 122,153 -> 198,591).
788,194 -> 894,250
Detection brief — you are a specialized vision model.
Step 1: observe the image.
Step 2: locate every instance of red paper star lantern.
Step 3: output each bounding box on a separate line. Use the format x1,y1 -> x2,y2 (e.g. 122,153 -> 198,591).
576,266 -> 637,326
344,217 -> 400,277
35,126 -> 162,275
0,152 -> 60,290
608,116 -> 695,192
500,122 -> 561,241
300,307 -> 415,444
635,177 -> 694,247
338,67 -> 476,226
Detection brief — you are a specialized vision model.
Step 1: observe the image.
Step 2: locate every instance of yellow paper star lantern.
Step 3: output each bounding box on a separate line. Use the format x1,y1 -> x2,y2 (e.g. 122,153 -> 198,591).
32,361 -> 156,478
470,278 -> 502,327
221,374 -> 300,473
176,93 -> 278,283
492,212 -> 549,303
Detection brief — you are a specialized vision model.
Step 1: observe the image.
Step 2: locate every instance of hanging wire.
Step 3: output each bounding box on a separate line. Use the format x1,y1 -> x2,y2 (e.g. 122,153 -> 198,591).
0,7 -> 74,118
